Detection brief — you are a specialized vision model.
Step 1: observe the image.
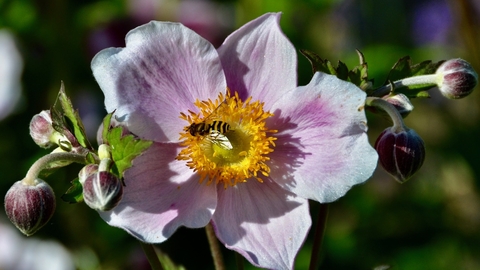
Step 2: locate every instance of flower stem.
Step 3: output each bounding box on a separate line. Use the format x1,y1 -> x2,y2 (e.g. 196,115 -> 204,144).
139,242 -> 164,270
206,222 -> 225,270
372,74 -> 438,97
309,203 -> 329,270
23,152 -> 89,186
235,252 -> 244,270
365,97 -> 407,133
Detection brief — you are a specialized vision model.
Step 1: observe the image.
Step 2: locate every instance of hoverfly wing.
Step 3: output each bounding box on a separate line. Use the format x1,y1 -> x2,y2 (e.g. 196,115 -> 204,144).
208,130 -> 233,150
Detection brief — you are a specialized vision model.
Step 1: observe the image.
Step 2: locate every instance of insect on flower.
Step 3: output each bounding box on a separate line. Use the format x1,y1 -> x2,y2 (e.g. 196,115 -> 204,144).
186,99 -> 233,150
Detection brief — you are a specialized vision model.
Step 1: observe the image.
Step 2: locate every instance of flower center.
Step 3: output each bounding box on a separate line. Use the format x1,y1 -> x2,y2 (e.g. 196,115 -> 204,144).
176,91 -> 277,188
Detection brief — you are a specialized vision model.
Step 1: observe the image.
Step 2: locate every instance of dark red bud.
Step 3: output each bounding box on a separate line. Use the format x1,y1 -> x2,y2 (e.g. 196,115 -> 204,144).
4,179 -> 56,236
83,171 -> 123,211
375,128 -> 425,183
436,58 -> 478,99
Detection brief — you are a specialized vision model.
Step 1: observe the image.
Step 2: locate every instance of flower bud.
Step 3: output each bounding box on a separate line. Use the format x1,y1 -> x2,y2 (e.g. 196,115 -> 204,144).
436,58 -> 478,99
78,164 -> 99,184
30,110 -> 56,148
383,93 -> 414,118
4,179 -> 56,236
375,127 -> 425,183
82,171 -> 123,211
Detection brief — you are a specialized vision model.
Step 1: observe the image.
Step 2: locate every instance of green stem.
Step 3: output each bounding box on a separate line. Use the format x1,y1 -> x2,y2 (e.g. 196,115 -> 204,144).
235,252 -> 245,270
365,97 -> 407,133
23,152 -> 89,185
309,203 -> 329,270
372,74 -> 438,97
139,242 -> 164,270
206,222 -> 225,270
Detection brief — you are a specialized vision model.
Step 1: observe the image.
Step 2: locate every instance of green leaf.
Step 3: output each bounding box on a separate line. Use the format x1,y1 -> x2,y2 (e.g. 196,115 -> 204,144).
56,82 -> 92,149
102,112 -> 114,144
300,49 -> 337,75
106,126 -> 153,178
349,50 -> 374,91
301,49 -> 373,90
377,57 -> 444,98
386,57 -> 443,83
336,61 -> 349,81
61,178 -> 84,203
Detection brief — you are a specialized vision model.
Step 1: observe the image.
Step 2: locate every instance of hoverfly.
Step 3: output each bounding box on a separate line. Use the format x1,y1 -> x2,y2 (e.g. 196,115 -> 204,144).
187,101 -> 233,150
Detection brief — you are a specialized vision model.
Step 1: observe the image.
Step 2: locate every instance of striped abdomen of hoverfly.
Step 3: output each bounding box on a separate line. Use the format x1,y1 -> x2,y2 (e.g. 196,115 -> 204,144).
188,121 -> 231,136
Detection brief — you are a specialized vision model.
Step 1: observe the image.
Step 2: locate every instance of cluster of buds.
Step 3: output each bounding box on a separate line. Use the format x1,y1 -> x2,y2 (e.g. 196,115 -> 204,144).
371,58 -> 477,182
78,145 -> 123,212
4,109 -> 124,236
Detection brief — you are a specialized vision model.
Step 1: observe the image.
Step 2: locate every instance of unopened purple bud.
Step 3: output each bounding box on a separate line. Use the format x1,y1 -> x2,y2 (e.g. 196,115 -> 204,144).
4,179 -> 56,236
78,164 -> 99,185
383,94 -> 414,118
30,110 -> 56,148
82,171 -> 123,211
375,128 -> 425,183
436,58 -> 478,99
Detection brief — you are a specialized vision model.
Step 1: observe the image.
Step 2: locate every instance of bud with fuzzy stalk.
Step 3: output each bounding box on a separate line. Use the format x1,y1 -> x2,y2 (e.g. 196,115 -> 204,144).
4,151 -> 89,235
4,179 -> 56,236
375,127 -> 425,183
435,58 -> 478,99
372,58 -> 478,99
366,97 -> 426,182
30,110 -> 69,149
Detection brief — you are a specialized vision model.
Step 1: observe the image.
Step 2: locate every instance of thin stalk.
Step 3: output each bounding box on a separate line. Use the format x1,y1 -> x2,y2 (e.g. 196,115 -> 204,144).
309,203 -> 329,270
23,152 -> 88,185
235,252 -> 244,270
139,242 -> 164,270
365,97 -> 407,133
372,74 -> 438,97
206,222 -> 225,270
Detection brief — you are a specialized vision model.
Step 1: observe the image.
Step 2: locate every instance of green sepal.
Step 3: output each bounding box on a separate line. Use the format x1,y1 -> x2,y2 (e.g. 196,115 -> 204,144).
85,152 -> 97,164
61,178 -> 84,204
55,82 -> 92,149
105,126 -> 153,179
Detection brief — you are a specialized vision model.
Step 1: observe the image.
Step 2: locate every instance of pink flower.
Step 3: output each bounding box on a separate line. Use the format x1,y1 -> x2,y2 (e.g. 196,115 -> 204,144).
92,13 -> 377,269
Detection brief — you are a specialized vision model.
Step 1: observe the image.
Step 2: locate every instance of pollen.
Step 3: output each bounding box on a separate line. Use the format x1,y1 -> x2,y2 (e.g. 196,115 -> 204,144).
176,91 -> 277,188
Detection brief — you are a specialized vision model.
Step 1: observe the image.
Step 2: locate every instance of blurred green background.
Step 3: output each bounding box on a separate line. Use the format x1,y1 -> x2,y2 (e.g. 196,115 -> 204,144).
1,0 -> 480,269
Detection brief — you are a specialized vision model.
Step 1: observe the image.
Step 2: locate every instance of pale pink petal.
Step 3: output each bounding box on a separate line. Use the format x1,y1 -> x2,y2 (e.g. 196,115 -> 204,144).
92,21 -> 226,142
212,178 -> 310,270
100,142 -> 217,242
217,13 -> 297,109
0,30 -> 22,121
268,72 -> 378,203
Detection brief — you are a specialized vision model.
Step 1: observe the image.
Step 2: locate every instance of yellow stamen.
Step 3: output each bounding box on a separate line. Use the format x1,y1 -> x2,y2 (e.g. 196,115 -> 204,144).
176,91 -> 277,188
